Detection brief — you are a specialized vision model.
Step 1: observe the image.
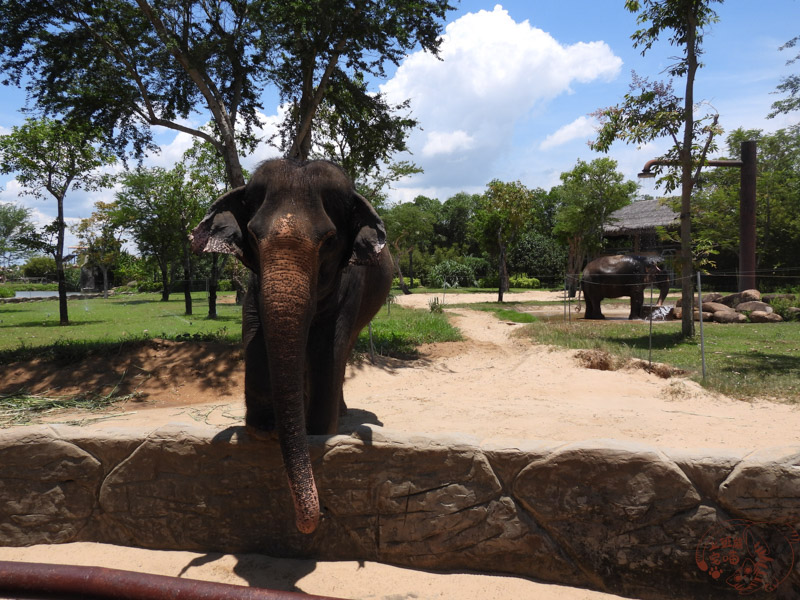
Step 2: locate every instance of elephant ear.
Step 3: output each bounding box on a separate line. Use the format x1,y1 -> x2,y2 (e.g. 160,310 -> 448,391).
191,186 -> 255,270
349,192 -> 387,266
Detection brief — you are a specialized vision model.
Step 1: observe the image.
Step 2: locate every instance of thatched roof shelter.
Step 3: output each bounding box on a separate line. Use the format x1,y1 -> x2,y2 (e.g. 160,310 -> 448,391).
603,199 -> 679,254
604,199 -> 679,235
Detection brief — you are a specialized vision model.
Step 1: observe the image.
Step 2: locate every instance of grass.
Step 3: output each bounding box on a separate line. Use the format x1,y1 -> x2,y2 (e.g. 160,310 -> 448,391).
519,317 -> 800,402
447,301 -> 538,324
0,291 -> 460,364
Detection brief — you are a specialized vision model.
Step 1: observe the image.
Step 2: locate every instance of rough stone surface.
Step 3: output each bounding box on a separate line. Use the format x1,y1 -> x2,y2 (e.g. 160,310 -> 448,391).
749,311 -> 783,323
2,425 -> 799,600
720,289 -> 762,307
701,302 -> 734,314
712,311 -> 748,324
736,301 -> 773,314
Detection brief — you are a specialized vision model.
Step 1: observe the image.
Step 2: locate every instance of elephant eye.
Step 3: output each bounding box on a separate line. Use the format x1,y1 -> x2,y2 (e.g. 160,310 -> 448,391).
319,232 -> 337,250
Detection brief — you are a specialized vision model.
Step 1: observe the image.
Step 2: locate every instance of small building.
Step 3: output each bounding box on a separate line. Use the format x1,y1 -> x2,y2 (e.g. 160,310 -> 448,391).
603,198 -> 680,256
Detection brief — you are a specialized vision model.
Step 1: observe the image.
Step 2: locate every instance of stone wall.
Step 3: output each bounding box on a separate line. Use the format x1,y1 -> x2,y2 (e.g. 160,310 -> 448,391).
1,423 -> 798,599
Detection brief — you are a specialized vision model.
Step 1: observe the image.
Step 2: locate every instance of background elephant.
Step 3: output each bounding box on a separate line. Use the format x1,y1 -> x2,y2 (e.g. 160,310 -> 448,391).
191,159 -> 393,534
580,254 -> 669,320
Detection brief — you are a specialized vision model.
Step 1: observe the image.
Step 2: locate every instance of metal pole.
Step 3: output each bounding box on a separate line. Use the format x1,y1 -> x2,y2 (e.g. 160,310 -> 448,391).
697,272 -> 706,380
739,140 -> 757,292
648,284 -> 654,367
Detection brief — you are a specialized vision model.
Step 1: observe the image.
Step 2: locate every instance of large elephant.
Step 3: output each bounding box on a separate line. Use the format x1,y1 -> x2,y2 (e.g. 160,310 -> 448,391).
191,159 -> 393,534
580,254 -> 669,320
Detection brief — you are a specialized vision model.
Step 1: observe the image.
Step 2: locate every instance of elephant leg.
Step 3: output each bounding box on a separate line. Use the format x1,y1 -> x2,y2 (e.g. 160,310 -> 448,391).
243,284 -> 275,431
629,290 -> 644,319
305,319 -> 340,435
585,293 -> 604,319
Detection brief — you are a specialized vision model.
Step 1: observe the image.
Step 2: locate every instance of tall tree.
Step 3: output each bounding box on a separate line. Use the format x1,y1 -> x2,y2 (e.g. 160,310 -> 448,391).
381,198 -> 437,293
73,204 -> 124,299
0,202 -> 36,273
552,158 -> 638,296
472,180 -> 537,302
0,0 -> 453,189
0,118 -> 115,324
591,0 -> 723,337
114,165 -> 204,311
769,35 -> 800,118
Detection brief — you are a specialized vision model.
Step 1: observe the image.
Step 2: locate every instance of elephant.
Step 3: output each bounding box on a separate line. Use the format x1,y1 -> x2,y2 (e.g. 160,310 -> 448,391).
191,159 -> 393,534
580,254 -> 669,320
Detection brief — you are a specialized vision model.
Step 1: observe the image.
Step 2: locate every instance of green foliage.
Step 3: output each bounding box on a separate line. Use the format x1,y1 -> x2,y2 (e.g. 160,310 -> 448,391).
429,260 -> 479,288
0,285 -> 13,298
769,35 -> 800,118
392,277 -> 421,289
507,230 -> 567,286
0,202 -> 36,268
478,274 -> 540,289
21,256 -> 56,279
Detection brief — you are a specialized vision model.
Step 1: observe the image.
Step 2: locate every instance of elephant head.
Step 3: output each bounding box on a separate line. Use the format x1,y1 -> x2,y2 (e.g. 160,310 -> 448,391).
643,257 -> 670,306
190,159 -> 386,533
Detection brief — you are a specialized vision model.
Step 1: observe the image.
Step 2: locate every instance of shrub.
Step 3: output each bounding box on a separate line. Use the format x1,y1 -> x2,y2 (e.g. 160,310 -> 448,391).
769,297 -> 799,321
479,274 -> 540,289
0,285 -> 14,299
137,281 -> 163,293
429,260 -> 479,288
392,277 -> 421,289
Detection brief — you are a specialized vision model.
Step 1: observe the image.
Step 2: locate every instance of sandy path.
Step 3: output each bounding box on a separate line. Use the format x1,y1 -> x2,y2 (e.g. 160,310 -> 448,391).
3,290 -> 797,600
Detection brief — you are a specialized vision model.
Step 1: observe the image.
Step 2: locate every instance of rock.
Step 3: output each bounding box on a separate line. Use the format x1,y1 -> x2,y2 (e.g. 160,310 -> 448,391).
712,311 -> 748,324
719,289 -> 761,307
735,301 -> 773,314
701,301 -> 734,313
749,311 -> 783,323
3,425 -> 800,598
676,292 -> 722,307
787,307 -> 800,320
671,307 -> 712,321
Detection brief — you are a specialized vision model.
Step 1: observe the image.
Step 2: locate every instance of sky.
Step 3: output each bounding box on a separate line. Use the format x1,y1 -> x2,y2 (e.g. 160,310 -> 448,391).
1,0 -> 798,253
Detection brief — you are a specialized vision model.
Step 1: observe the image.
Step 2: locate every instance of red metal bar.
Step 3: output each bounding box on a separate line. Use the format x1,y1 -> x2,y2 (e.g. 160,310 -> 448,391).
0,561 -> 348,600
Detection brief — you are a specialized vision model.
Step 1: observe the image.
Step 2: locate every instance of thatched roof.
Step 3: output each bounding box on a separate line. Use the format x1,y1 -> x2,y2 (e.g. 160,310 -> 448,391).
604,199 -> 679,235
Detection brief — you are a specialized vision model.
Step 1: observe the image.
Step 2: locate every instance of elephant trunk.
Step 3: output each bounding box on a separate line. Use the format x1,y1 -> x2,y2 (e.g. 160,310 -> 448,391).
259,238 -> 320,534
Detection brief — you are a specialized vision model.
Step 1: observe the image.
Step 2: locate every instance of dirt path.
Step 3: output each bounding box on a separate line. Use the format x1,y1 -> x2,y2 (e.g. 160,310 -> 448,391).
2,290 -> 797,600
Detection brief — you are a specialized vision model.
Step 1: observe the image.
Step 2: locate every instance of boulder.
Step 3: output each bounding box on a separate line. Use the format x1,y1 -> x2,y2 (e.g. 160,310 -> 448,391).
675,292 -> 722,307
749,311 -> 783,323
672,308 -> 712,321
701,301 -> 734,314
736,301 -> 773,314
712,311 -> 748,324
719,289 -> 761,307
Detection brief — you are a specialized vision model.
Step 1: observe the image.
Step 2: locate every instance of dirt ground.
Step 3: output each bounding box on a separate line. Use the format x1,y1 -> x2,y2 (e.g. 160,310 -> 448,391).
1,290 -> 797,600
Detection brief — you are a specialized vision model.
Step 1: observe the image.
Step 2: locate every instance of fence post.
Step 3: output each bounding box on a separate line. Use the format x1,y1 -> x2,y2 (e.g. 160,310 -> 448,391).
697,272 -> 706,380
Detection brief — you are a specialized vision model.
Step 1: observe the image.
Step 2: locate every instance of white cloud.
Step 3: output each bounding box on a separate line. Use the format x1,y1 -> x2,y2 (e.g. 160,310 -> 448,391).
422,130 -> 476,157
540,116 -> 598,150
381,4 -> 622,191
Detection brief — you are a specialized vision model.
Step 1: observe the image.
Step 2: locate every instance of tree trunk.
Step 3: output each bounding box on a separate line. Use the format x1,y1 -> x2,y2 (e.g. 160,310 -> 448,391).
159,259 -> 170,302
207,253 -> 221,319
679,5 -> 699,338
497,229 -> 509,302
56,196 -> 69,326
183,238 -> 192,316
101,265 -> 109,299
408,247 -> 414,288
391,245 -> 411,295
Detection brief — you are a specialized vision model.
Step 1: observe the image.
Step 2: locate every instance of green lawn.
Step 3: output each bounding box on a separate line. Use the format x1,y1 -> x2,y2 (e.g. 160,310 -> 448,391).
0,292 -> 460,365
519,316 -> 800,402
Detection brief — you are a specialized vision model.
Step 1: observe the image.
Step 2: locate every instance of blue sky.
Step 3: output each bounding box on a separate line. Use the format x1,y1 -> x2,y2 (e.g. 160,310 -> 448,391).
1,1 -> 798,251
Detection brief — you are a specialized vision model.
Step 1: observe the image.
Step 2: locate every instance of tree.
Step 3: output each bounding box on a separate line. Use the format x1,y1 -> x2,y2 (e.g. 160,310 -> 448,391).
438,192 -> 482,252
552,158 -> 638,296
591,0 -> 724,337
0,202 -> 36,273
769,35 -> 800,118
691,126 -> 800,285
472,180 -> 537,302
73,204 -> 124,298
0,118 -> 115,324
381,198 -> 437,293
114,165 -> 204,312
182,136 -> 249,316
0,1 -> 453,189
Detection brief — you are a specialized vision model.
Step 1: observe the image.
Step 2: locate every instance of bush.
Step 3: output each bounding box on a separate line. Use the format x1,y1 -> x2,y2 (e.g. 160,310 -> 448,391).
392,277 -> 421,289
137,281 -> 163,293
429,260 -> 479,288
0,285 -> 14,298
769,297 -> 799,321
478,273 -> 540,289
